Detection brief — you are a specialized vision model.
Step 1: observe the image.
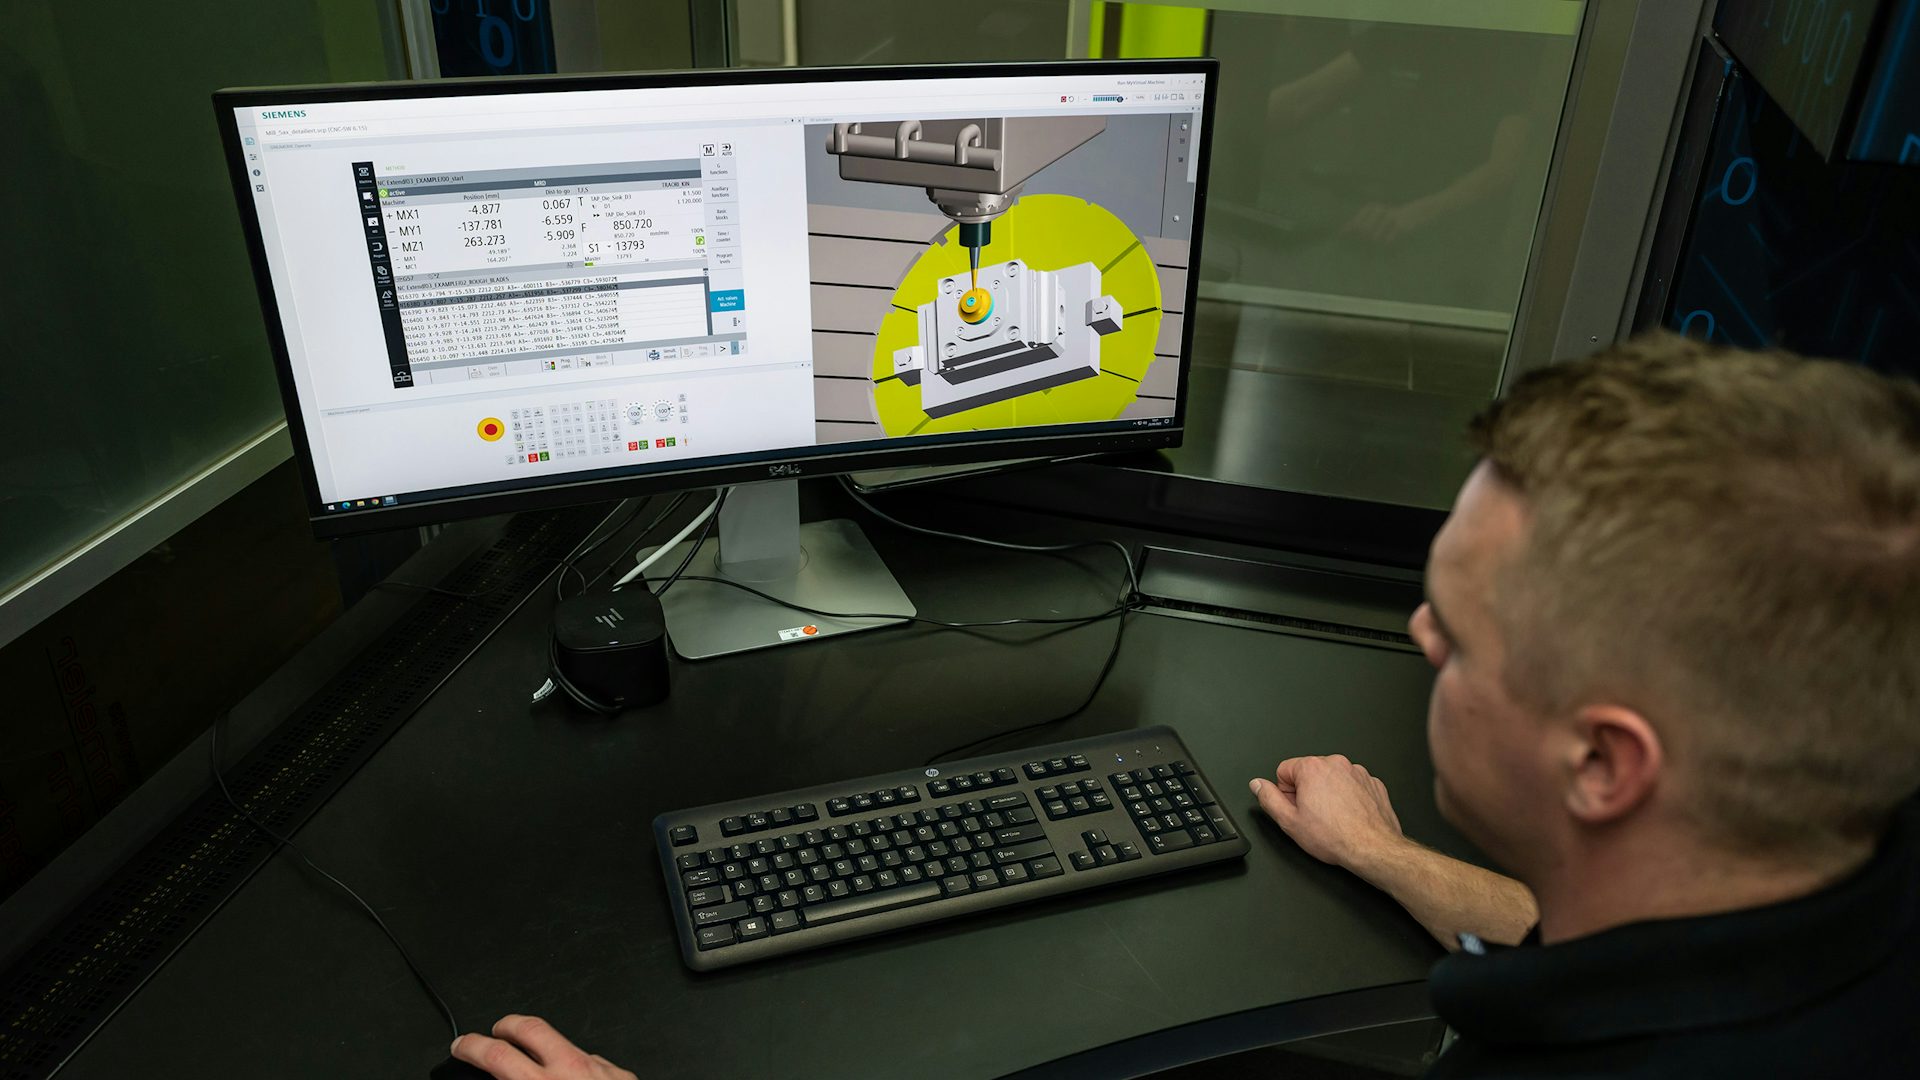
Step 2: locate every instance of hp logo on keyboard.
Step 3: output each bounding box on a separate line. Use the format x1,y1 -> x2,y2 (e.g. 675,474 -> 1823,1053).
924,768 -> 939,777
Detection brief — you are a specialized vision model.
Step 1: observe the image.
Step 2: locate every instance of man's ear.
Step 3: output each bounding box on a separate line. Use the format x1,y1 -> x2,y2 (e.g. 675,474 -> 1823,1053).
1563,705 -> 1663,825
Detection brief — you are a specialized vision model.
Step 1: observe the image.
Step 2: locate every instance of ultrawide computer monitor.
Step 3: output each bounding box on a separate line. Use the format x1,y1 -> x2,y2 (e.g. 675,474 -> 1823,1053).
217,59 -> 1216,655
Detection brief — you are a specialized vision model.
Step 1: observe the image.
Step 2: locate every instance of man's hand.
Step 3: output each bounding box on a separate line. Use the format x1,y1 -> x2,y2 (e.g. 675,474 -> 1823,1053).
450,1015 -> 636,1080
1250,755 -> 1539,949
1250,755 -> 1407,873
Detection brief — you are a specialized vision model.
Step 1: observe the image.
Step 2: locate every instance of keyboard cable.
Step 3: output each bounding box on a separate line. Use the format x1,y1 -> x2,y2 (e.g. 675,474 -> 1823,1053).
208,720 -> 460,1041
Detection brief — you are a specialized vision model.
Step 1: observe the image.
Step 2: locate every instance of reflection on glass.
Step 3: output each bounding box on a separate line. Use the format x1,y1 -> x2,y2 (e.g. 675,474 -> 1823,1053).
1185,7 -> 1579,507
0,3 -> 397,595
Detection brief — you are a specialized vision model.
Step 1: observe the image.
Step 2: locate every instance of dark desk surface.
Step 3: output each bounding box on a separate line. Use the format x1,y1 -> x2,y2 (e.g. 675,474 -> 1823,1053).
57,497 -> 1474,1079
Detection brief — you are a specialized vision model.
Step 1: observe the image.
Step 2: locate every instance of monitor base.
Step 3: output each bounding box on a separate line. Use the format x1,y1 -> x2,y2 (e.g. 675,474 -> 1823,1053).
638,482 -> 913,659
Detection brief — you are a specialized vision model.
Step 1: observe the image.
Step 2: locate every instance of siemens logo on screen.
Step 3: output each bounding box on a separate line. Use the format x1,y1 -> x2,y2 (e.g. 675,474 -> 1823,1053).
261,109 -> 307,119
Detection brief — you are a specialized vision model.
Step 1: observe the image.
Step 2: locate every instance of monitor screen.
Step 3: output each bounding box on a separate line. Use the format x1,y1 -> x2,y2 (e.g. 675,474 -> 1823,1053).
217,61 -> 1214,534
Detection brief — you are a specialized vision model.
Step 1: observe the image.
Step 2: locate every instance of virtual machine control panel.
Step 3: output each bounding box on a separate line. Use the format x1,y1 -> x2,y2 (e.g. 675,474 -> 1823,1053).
354,149 -> 747,390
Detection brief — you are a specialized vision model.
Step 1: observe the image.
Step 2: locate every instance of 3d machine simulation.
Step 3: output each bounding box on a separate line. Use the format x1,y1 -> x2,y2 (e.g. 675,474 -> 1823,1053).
826,118 -> 1132,418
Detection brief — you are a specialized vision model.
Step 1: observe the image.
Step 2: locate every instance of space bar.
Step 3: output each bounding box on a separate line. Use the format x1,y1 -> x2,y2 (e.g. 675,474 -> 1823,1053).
800,881 -> 944,927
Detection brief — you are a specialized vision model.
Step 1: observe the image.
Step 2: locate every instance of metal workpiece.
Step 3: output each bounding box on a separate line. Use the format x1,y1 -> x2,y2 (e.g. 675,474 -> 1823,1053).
891,259 -> 1122,418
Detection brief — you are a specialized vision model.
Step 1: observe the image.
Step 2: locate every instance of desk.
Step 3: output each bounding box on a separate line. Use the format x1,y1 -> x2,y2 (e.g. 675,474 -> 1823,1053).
55,493 -> 1478,1079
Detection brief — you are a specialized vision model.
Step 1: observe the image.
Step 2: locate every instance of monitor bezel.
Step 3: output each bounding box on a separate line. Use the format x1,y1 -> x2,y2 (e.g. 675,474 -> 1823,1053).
214,58 -> 1219,539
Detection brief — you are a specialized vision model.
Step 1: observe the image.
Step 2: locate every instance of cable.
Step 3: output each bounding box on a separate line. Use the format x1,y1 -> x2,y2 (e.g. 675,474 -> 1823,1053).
837,476 -> 1145,764
921,600 -> 1139,767
609,488 -> 727,590
580,492 -> 690,592
839,476 -> 1140,601
208,722 -> 459,1041
651,488 -> 729,598
661,573 -> 1132,629
555,498 -> 651,601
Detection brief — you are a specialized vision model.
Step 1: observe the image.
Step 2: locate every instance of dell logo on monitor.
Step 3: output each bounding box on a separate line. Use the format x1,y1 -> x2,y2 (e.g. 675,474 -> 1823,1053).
767,464 -> 802,478
262,109 -> 307,119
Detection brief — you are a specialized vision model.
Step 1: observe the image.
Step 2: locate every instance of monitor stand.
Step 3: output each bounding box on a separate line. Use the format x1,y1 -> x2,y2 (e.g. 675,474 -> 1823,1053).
636,479 -> 915,659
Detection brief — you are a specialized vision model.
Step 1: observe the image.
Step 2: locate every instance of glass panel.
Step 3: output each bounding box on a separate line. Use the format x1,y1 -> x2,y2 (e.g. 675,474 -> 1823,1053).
1193,3 -> 1578,506
732,0 -> 1583,510
0,2 -> 400,595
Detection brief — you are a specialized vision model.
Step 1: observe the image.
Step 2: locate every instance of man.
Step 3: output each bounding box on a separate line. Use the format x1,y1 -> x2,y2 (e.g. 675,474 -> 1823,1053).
452,336 -> 1920,1078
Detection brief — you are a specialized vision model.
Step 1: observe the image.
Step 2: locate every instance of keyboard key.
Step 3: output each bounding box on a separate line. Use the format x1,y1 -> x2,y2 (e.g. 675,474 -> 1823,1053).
692,901 -> 748,927
696,925 -> 736,950
1082,829 -> 1108,847
1048,758 -> 1070,773
752,895 -> 777,914
1068,754 -> 1089,771
940,874 -> 973,896
928,779 -> 953,796
1148,831 -> 1195,854
994,824 -> 1048,845
685,886 -> 730,908
684,868 -> 721,889
1192,825 -> 1218,845
970,869 -> 1000,891
720,817 -> 746,836
972,771 -> 994,787
1006,807 -> 1038,825
802,884 -> 827,904
770,910 -> 801,934
1093,844 -> 1119,865
1000,862 -> 1031,885
1024,761 -> 1048,779
1205,806 -> 1238,839
737,916 -> 770,941
1116,842 -> 1142,861
827,798 -> 852,816
993,767 -> 1016,784
983,792 -> 1029,812
668,825 -> 698,847
746,812 -> 771,830
676,854 -> 704,872
897,786 -> 920,802
770,808 -> 793,825
1028,855 -> 1064,878
991,839 -> 1053,864
794,803 -> 819,821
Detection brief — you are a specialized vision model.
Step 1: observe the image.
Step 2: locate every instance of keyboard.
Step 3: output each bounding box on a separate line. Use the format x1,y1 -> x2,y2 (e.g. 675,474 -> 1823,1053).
653,725 -> 1249,970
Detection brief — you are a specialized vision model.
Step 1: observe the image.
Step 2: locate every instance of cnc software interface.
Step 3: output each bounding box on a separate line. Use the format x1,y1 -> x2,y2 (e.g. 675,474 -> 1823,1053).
231,72 -> 1205,511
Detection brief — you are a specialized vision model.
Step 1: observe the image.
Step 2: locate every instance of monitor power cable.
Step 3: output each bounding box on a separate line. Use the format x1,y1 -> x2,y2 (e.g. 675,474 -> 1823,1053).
208,720 -> 460,1042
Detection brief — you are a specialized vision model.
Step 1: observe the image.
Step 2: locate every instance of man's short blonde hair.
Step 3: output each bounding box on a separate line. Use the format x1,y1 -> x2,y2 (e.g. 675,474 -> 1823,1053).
1469,333 -> 1920,855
